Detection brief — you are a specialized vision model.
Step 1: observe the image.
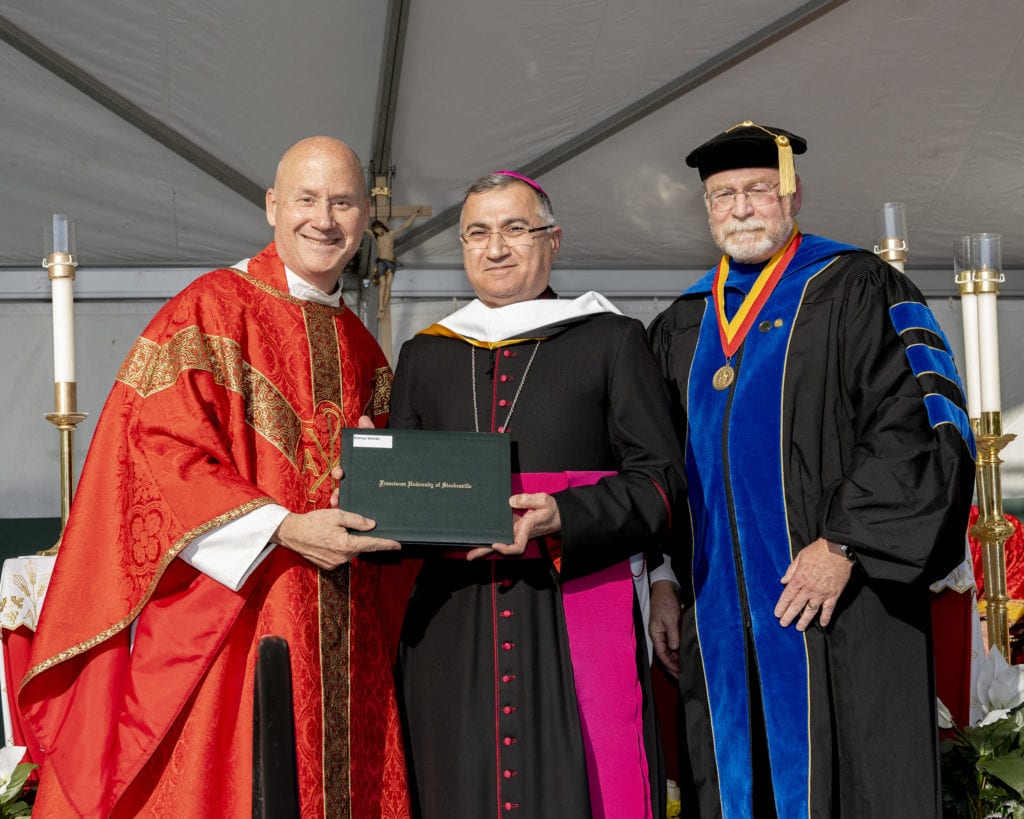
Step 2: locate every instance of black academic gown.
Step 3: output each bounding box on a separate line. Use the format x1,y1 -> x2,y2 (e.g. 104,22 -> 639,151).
647,238 -> 975,819
390,308 -> 685,819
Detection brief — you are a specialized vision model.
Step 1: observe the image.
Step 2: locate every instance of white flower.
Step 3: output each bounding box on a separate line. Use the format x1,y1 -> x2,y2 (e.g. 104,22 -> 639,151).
979,707 -> 1012,727
0,745 -> 26,791
976,648 -> 1024,724
937,698 -> 954,730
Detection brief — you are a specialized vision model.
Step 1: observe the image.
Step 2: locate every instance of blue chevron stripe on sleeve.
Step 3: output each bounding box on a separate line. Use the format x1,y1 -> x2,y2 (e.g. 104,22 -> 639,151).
923,394 -> 976,458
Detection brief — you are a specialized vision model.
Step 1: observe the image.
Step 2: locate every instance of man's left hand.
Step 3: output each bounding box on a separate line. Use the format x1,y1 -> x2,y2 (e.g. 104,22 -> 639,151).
467,492 -> 561,561
774,538 -> 854,631
649,579 -> 682,678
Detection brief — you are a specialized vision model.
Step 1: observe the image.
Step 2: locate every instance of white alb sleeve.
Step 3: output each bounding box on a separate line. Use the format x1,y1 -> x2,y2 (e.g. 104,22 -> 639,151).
178,504 -> 290,591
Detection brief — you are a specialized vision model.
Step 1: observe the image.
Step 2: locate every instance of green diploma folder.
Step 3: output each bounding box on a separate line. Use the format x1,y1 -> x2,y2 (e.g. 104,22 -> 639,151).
338,428 -> 513,547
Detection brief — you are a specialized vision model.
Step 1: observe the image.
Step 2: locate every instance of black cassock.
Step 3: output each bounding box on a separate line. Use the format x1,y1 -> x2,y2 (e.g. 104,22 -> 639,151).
390,307 -> 684,819
648,238 -> 976,819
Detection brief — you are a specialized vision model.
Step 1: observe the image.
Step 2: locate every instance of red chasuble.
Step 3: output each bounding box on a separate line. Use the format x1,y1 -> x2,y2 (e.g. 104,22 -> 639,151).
19,243 -> 409,818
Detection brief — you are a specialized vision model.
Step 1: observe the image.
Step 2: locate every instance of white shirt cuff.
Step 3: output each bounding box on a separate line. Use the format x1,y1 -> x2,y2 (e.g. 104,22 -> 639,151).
178,504 -> 289,591
648,555 -> 678,587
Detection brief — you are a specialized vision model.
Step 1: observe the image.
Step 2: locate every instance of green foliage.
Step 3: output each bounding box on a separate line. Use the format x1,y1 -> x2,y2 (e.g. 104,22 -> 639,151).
943,706 -> 1024,818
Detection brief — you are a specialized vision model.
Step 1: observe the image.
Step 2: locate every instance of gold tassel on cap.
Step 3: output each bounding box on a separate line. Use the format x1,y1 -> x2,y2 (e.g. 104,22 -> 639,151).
775,134 -> 796,196
726,120 -> 797,196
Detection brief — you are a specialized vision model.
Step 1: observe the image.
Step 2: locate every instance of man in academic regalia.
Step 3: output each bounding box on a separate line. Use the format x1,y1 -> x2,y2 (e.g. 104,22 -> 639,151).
20,137 -> 410,818
647,122 -> 975,818
389,171 -> 685,819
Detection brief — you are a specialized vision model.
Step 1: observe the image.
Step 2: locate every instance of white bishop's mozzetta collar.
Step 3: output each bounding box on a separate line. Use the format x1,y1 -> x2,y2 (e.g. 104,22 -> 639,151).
438,291 -> 621,343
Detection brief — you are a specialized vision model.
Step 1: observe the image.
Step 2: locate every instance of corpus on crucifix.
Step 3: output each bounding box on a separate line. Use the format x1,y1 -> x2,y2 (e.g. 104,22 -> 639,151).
366,174 -> 430,363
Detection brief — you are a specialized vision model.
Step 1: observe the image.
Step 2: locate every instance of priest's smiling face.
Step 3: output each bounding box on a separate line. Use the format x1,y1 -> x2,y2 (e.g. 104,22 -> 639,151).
266,137 -> 369,292
460,183 -> 562,308
705,167 -> 802,264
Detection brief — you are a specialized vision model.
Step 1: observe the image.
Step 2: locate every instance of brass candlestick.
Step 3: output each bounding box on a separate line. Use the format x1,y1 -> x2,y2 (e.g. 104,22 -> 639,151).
41,246 -> 88,553
964,237 -> 1013,655
44,383 -> 87,533
971,412 -> 1016,655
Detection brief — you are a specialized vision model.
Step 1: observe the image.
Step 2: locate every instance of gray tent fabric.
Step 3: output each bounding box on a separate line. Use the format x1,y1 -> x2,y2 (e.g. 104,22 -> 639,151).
2,0 -> 1023,520
2,0 -> 1023,271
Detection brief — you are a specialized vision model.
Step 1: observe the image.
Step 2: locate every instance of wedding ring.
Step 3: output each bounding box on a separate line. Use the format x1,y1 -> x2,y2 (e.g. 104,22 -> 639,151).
805,603 -> 819,611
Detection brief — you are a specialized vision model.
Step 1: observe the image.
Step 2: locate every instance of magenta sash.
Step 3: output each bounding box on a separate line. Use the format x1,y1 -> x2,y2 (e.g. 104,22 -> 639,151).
513,471 -> 653,819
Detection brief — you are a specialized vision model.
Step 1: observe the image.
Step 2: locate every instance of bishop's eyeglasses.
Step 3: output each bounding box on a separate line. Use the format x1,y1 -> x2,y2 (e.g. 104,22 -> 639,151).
704,183 -> 782,212
460,224 -> 555,249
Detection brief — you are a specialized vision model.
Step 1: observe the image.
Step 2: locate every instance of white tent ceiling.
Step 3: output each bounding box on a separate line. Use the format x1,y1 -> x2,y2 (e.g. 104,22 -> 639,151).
2,0 -> 1023,289
4,0 -> 1024,521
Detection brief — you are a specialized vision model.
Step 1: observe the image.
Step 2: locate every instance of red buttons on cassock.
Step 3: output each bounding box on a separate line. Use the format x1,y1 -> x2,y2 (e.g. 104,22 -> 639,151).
500,609 -> 513,618
503,349 -> 515,357
503,769 -> 518,779
498,399 -> 509,407
502,641 -> 515,651
497,426 -> 505,433
503,736 -> 517,746
498,577 -> 513,589
502,674 -> 516,683
503,802 -> 519,811
500,374 -> 514,382
502,705 -> 517,714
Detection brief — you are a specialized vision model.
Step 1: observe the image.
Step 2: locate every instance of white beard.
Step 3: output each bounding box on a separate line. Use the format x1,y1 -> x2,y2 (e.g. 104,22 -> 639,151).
712,214 -> 795,263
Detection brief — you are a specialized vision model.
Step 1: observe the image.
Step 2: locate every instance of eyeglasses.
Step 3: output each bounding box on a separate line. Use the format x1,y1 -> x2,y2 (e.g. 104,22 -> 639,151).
704,183 -> 781,212
460,224 -> 555,249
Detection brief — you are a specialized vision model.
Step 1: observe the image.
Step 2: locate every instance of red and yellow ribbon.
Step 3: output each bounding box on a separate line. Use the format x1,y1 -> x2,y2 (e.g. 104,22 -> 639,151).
712,227 -> 802,358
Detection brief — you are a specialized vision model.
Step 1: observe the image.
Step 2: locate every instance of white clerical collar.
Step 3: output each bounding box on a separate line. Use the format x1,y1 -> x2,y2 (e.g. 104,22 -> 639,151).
235,258 -> 342,306
438,291 -> 621,343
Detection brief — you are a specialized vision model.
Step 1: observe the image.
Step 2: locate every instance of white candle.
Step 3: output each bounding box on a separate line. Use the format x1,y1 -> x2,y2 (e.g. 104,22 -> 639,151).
973,233 -> 1003,414
953,236 -> 981,418
959,291 -> 983,419
51,277 -> 76,382
976,291 -> 1001,413
46,214 -> 78,384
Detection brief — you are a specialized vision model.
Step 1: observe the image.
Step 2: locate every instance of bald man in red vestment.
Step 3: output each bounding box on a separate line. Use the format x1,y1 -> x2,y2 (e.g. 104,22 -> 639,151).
19,137 -> 410,817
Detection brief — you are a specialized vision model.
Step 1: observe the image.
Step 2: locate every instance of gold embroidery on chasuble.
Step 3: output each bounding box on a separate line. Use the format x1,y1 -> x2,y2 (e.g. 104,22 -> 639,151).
319,565 -> 352,817
370,366 -> 392,417
297,304 -> 347,502
117,327 -> 334,478
117,329 -> 296,441
115,305 -> 351,501
299,304 -> 353,814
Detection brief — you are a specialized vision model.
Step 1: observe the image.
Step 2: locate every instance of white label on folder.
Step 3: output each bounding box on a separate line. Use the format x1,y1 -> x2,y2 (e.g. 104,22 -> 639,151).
352,434 -> 394,448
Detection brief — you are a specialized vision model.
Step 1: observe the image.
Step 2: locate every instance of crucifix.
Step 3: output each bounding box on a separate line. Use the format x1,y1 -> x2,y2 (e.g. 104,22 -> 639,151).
365,172 -> 431,364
